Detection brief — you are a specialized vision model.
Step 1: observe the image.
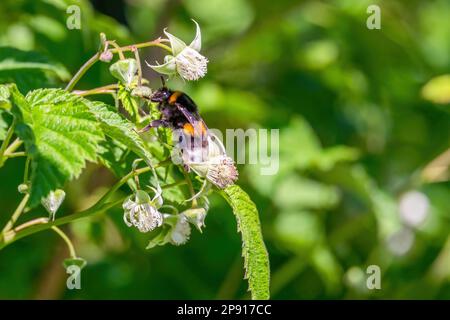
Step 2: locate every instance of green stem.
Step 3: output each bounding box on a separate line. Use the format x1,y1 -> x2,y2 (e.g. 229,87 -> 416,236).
23,156 -> 31,183
1,194 -> 30,233
0,161 -> 175,250
0,198 -> 124,250
0,119 -> 16,166
132,46 -> 143,87
65,39 -> 172,91
65,53 -> 100,91
108,41 -> 125,60
183,170 -> 198,207
3,151 -> 26,158
51,226 -> 77,259
118,40 -> 172,54
97,166 -> 152,205
73,84 -> 119,97
4,138 -> 23,155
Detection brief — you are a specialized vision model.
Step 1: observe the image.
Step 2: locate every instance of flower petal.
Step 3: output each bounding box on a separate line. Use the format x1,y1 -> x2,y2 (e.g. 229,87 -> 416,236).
164,28 -> 187,56
145,56 -> 177,75
175,47 -> 208,80
189,19 -> 202,52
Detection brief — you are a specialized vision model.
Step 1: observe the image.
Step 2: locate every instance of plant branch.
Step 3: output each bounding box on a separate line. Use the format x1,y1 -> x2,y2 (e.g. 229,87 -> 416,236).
4,151 -> 26,158
132,46 -> 143,87
0,119 -> 17,166
107,41 -> 125,60
65,53 -> 100,91
0,160 -> 177,250
65,38 -> 172,91
73,84 -> 119,97
0,198 -> 124,250
1,193 -> 30,233
51,226 -> 77,259
23,156 -> 31,183
183,170 -> 198,207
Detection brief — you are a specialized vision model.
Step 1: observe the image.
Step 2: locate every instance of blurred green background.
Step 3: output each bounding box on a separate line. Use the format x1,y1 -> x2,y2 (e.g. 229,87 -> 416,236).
0,0 -> 450,299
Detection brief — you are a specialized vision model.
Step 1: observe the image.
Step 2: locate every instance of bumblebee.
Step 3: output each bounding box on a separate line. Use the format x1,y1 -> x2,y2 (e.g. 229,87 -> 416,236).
142,86 -> 208,145
141,83 -> 238,189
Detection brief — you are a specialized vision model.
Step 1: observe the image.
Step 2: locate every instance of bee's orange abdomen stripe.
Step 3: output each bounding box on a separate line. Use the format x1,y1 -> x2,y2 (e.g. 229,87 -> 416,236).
169,91 -> 182,104
183,123 -> 195,136
183,122 -> 207,137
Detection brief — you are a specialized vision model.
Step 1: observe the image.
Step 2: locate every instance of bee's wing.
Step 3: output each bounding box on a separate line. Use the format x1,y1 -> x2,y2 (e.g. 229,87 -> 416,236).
174,102 -> 209,131
175,102 -> 209,150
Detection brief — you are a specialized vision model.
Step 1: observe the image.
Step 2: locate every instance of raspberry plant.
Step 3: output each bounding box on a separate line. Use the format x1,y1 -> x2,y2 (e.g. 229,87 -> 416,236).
0,22 -> 269,300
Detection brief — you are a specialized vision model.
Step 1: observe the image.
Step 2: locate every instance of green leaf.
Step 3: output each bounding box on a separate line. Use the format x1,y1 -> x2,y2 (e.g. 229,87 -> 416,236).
0,84 -> 11,111
97,137 -> 131,177
0,47 -> 70,93
8,86 -> 104,206
0,109 -> 11,141
117,85 -> 140,121
221,185 -> 270,300
87,101 -> 154,165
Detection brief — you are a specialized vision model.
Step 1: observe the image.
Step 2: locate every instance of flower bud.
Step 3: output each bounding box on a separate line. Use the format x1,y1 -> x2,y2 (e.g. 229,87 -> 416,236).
110,58 -> 138,87
41,189 -> 66,221
100,50 -> 113,63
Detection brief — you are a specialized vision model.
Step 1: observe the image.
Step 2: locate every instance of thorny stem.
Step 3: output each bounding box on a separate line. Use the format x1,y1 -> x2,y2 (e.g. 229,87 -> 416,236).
51,226 -> 77,259
65,38 -> 172,91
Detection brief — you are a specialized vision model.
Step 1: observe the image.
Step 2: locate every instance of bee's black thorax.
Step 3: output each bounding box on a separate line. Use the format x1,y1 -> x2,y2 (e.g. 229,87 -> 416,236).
151,88 -> 200,130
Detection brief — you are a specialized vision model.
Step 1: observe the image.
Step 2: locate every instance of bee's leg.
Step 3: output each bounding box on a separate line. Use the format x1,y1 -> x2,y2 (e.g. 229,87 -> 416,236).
138,119 -> 169,133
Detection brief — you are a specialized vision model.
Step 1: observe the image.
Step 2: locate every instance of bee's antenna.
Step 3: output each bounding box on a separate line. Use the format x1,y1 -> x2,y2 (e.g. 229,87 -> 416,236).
160,76 -> 166,88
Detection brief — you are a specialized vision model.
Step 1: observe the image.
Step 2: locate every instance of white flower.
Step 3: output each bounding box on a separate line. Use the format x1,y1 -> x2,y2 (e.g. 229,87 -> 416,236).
175,132 -> 238,189
182,207 -> 207,232
123,190 -> 163,233
146,20 -> 208,81
169,214 -> 191,245
203,155 -> 238,189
